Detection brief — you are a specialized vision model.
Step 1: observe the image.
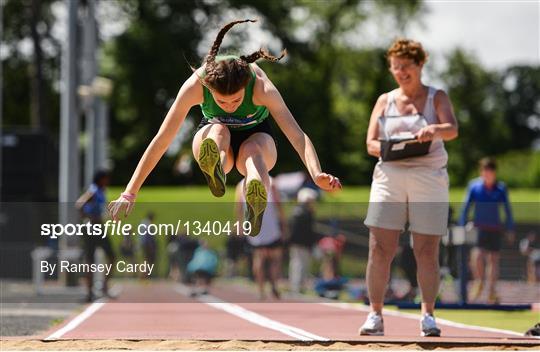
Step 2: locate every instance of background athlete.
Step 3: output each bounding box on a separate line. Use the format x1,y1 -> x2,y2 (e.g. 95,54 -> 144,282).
108,19 -> 341,234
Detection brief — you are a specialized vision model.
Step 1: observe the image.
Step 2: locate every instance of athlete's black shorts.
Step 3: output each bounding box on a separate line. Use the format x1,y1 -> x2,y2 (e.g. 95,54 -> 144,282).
196,119 -> 277,159
476,229 -> 503,252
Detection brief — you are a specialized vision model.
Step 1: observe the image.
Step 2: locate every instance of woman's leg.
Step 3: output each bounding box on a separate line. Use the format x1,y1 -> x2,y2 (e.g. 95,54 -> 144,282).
289,245 -> 302,293
235,133 -> 277,189
366,227 -> 401,314
252,249 -> 266,299
268,246 -> 283,298
412,233 -> 441,315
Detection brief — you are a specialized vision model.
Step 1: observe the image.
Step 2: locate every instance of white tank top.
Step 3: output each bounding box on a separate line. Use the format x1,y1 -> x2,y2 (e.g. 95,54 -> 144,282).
382,86 -> 448,168
239,180 -> 281,246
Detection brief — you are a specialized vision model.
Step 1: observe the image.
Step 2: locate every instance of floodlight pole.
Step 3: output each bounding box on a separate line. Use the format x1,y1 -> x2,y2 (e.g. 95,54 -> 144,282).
82,0 -> 98,186
59,0 -> 80,234
0,0 -> 4,206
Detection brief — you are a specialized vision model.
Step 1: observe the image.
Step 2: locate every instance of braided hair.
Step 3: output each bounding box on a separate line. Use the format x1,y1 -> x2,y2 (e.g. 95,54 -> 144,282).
202,19 -> 286,95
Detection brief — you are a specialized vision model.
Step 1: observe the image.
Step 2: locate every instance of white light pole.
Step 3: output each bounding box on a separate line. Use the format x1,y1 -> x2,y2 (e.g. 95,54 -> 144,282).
59,0 -> 80,233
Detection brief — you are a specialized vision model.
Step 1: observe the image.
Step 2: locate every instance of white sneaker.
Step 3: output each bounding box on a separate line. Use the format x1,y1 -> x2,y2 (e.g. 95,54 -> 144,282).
358,312 -> 384,336
421,313 -> 441,337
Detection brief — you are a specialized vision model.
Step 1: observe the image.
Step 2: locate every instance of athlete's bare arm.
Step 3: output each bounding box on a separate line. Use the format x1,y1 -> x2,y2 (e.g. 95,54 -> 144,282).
123,71 -> 203,195
108,71 -> 203,219
252,65 -> 341,191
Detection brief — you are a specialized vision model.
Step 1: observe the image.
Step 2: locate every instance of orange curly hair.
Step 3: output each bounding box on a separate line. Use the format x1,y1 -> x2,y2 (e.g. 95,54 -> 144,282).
386,38 -> 428,65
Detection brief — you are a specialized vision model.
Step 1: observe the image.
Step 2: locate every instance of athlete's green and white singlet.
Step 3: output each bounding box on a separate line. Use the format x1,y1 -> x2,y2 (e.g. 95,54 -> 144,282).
200,55 -> 270,131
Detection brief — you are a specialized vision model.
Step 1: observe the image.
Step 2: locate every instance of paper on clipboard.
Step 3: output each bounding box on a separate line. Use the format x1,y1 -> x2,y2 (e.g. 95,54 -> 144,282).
378,114 -> 428,141
391,142 -> 406,151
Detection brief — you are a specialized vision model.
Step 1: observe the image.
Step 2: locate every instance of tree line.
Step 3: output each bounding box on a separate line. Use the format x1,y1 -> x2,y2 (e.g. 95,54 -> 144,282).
3,0 -> 539,187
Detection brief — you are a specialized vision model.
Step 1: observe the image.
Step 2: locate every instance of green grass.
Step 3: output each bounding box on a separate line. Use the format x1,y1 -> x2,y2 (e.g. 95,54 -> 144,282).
105,185 -> 538,277
397,308 -> 540,334
109,185 -> 540,223
109,185 -> 540,203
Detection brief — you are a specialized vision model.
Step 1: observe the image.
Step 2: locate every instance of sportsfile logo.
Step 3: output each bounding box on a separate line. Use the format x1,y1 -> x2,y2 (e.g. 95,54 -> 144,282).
41,220 -> 253,239
41,220 -> 134,239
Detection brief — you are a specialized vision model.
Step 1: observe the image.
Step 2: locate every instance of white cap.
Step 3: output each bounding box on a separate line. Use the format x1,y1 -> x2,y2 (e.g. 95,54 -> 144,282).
297,188 -> 318,203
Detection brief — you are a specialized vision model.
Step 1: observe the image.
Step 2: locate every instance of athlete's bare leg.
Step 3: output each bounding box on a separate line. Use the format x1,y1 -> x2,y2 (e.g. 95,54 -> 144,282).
235,133 -> 277,188
192,124 -> 234,173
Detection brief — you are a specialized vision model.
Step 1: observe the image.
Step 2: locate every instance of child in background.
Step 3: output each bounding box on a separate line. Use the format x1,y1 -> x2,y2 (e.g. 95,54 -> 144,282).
459,157 -> 515,303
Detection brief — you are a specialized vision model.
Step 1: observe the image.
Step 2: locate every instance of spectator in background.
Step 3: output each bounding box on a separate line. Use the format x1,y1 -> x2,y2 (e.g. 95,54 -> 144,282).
187,241 -> 218,296
120,235 -> 136,278
236,178 -> 286,300
459,157 -> 515,303
167,235 -> 182,281
314,233 -> 347,299
288,188 -> 319,294
178,234 -> 199,283
76,170 -> 115,302
225,232 -> 247,278
519,232 -> 540,283
139,212 -> 157,279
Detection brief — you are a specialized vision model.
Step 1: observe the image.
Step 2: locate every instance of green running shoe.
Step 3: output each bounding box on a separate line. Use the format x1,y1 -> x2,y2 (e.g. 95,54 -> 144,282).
244,179 -> 267,236
198,138 -> 226,197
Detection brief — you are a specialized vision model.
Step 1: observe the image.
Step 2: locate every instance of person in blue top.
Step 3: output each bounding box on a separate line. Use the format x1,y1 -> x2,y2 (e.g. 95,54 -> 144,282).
76,170 -> 116,302
459,158 -> 515,303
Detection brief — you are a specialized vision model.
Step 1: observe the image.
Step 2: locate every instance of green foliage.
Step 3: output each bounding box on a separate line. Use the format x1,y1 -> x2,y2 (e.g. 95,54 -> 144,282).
487,150 -> 540,188
441,49 -> 540,185
4,0 -> 539,189
2,0 -> 61,130
102,0 -> 214,185
442,49 -> 510,184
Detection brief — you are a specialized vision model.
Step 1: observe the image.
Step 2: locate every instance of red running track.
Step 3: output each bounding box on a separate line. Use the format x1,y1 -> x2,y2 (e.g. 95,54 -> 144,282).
40,280 -> 537,345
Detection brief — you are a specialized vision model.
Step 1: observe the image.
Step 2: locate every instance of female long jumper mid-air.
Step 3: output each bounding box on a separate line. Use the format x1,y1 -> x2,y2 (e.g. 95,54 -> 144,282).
108,19 -> 341,235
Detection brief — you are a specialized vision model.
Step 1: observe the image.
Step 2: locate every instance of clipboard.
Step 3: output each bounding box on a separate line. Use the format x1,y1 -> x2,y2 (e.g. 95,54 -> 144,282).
378,114 -> 432,161
379,137 -> 431,161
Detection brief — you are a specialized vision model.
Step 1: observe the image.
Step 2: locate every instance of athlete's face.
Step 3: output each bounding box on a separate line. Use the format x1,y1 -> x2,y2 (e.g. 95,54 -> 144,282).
389,56 -> 423,88
211,89 -> 245,113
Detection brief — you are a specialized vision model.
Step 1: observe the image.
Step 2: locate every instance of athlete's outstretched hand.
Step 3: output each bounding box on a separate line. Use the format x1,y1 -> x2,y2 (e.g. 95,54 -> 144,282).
315,172 -> 342,192
107,192 -> 136,220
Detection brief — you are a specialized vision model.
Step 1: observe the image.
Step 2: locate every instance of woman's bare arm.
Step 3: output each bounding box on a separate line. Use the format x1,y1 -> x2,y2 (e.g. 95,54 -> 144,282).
432,90 -> 459,141
366,94 -> 387,158
416,90 -> 458,143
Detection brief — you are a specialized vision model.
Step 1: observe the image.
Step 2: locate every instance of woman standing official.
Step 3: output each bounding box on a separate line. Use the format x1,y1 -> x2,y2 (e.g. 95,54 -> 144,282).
360,39 -> 458,337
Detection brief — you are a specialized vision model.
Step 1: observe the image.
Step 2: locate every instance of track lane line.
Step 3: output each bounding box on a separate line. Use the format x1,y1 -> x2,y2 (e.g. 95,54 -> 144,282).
174,284 -> 329,341
43,285 -> 124,340
44,301 -> 106,341
320,302 -> 524,337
